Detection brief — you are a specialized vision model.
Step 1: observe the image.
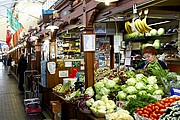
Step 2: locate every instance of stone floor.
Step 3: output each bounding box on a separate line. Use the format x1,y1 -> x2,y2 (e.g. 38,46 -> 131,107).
0,62 -> 47,120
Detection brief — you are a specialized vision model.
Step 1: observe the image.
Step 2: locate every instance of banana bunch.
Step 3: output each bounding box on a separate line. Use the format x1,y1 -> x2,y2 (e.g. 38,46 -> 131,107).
134,16 -> 152,33
125,21 -> 133,34
142,16 -> 152,32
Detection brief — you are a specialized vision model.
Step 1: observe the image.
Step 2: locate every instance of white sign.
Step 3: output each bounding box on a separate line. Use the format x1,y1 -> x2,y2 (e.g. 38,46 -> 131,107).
59,70 -> 68,77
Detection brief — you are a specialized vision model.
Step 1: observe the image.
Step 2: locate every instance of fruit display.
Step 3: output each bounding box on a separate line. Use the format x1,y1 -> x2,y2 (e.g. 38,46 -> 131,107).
52,81 -> 72,94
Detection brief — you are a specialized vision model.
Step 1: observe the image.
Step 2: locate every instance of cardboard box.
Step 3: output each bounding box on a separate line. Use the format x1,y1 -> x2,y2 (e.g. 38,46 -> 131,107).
131,42 -> 141,50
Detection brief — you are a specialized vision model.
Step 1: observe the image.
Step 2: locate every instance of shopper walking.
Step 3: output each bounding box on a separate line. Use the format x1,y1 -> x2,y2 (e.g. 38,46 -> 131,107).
7,54 -> 12,75
17,53 -> 27,92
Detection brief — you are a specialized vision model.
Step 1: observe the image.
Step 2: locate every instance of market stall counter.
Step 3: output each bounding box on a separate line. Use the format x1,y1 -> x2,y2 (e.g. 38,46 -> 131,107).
52,91 -> 105,120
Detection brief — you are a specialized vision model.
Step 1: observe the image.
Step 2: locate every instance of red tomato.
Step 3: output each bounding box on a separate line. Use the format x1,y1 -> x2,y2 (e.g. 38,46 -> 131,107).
137,110 -> 143,115
143,110 -> 149,114
146,107 -> 153,113
142,114 -> 149,118
154,105 -> 159,110
159,109 -> 164,114
152,112 -> 159,119
157,103 -> 164,109
174,96 -> 180,101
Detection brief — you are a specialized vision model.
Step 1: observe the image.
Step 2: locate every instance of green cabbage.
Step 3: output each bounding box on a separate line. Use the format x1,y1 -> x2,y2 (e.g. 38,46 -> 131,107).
85,87 -> 94,97
147,76 -> 157,85
138,90 -> 147,96
153,89 -> 164,95
125,86 -> 137,94
117,91 -> 127,100
95,94 -> 102,100
127,95 -> 137,101
86,98 -> 94,107
94,81 -> 104,92
100,87 -> 110,95
113,77 -> 120,83
105,79 -> 116,89
126,78 -> 136,86
136,74 -> 147,83
147,85 -> 156,93
135,82 -> 146,90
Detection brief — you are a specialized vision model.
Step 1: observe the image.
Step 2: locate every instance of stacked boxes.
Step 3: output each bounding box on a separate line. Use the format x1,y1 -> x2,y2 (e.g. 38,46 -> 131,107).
50,101 -> 61,120
24,98 -> 41,114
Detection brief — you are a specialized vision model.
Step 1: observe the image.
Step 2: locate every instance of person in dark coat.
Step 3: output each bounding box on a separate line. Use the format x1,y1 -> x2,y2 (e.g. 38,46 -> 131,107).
7,55 -> 12,75
17,54 -> 27,92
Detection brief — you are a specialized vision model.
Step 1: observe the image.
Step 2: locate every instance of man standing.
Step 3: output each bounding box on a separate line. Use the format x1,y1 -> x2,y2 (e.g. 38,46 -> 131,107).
17,54 -> 27,92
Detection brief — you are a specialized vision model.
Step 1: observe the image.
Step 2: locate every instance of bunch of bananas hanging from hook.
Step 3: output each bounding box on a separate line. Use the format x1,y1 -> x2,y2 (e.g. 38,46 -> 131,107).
125,8 -> 152,34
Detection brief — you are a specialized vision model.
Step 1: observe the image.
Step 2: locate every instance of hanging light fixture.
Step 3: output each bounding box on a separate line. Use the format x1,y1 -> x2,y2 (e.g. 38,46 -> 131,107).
46,25 -> 59,32
95,0 -> 119,6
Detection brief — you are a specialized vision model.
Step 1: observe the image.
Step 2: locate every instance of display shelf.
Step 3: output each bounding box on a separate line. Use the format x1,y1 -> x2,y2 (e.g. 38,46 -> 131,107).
124,32 -> 178,43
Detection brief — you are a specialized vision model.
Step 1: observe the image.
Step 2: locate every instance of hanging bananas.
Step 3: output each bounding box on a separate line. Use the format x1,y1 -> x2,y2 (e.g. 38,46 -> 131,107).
125,21 -> 133,34
134,18 -> 144,33
133,8 -> 152,33
141,16 -> 152,32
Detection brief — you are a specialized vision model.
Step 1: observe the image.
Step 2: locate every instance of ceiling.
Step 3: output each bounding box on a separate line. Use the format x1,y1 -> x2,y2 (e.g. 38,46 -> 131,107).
0,0 -> 46,43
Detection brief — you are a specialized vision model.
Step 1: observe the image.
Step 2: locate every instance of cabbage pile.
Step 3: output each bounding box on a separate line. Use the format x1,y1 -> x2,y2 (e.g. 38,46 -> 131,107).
94,77 -> 117,100
90,96 -> 116,117
117,74 -> 164,101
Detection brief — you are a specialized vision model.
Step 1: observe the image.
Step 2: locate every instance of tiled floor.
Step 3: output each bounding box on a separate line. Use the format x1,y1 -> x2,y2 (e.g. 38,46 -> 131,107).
0,62 -> 46,120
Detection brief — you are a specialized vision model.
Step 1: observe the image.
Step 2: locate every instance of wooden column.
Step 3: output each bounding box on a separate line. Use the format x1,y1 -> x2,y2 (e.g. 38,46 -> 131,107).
83,0 -> 95,88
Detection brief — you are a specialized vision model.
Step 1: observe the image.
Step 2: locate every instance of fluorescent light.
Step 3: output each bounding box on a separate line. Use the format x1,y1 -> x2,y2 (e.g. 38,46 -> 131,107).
148,21 -> 170,26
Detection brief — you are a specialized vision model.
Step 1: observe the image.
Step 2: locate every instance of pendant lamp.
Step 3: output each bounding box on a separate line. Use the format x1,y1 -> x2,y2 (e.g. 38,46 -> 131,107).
46,25 -> 59,32
95,0 -> 119,5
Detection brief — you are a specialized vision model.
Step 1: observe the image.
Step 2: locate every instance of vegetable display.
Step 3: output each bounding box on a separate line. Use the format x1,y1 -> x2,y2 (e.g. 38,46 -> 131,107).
159,99 -> 180,120
90,96 -> 116,117
124,94 -> 158,116
116,73 -> 164,101
105,109 -> 134,120
136,96 -> 180,120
